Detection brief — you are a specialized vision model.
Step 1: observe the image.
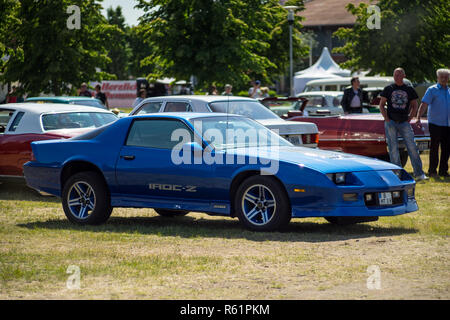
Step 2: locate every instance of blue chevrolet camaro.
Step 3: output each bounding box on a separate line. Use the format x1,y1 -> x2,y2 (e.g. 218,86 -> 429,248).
23,113 -> 418,231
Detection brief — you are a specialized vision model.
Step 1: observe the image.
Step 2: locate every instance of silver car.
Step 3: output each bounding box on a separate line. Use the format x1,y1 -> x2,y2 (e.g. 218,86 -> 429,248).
129,95 -> 319,148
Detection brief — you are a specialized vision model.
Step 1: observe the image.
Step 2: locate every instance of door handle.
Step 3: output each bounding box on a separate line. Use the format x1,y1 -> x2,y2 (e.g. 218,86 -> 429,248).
121,155 -> 135,160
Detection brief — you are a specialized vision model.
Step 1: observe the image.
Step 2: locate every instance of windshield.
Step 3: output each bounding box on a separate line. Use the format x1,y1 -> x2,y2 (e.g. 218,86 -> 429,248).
41,112 -> 117,131
209,101 -> 280,120
191,116 -> 292,150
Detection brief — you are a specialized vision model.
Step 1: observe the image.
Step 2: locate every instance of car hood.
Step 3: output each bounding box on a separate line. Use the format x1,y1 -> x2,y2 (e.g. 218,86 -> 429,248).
257,118 -> 318,135
227,146 -> 399,173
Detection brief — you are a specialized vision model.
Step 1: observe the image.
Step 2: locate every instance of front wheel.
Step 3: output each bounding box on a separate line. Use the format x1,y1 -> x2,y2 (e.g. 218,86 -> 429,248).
62,171 -> 112,225
234,176 -> 291,231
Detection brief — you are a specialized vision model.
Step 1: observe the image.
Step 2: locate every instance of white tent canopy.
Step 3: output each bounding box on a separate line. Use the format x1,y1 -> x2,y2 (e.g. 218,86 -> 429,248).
293,47 -> 351,95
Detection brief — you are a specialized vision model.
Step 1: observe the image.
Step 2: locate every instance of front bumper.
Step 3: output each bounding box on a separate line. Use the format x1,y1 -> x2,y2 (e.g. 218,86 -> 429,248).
288,169 -> 418,218
292,198 -> 418,218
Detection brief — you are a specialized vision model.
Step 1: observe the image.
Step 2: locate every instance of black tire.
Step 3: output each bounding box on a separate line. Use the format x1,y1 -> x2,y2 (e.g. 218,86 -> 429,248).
62,171 -> 112,225
234,175 -> 291,231
325,216 -> 378,225
155,209 -> 189,217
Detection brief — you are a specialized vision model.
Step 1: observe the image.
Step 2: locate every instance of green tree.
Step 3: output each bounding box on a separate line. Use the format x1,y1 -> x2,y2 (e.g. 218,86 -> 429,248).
136,0 -> 308,90
127,25 -> 154,78
0,0 -> 20,71
334,0 -> 450,82
1,0 -> 116,96
105,6 -> 131,80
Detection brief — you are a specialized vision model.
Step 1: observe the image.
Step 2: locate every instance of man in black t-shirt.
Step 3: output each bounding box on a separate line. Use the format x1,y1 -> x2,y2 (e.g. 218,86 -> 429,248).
379,68 -> 427,181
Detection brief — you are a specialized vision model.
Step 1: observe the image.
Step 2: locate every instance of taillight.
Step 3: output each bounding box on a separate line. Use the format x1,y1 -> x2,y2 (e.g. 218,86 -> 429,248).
30,151 -> 36,161
302,134 -> 319,145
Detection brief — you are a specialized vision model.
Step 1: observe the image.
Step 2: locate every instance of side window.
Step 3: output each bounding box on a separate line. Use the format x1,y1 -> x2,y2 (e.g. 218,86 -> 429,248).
0,109 -> 15,134
8,111 -> 25,132
164,102 -> 192,112
325,85 -> 337,91
136,102 -> 163,115
332,97 -> 342,107
126,119 -> 194,149
306,97 -> 325,107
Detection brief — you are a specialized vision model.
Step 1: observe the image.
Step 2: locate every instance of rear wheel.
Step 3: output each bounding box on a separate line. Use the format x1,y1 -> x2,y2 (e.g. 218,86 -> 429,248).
62,171 -> 112,225
325,216 -> 378,225
155,209 -> 189,217
234,176 -> 291,231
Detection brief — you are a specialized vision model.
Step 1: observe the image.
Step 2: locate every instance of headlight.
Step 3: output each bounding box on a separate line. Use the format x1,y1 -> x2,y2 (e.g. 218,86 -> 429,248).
326,172 -> 347,184
392,169 -> 402,179
392,169 -> 413,181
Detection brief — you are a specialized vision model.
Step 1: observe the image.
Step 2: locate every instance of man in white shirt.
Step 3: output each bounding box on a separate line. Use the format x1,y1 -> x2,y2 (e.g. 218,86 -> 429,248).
249,80 -> 263,99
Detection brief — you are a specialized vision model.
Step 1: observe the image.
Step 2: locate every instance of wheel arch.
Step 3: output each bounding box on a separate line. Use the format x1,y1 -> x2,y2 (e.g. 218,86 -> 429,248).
229,170 -> 291,217
60,160 -> 109,193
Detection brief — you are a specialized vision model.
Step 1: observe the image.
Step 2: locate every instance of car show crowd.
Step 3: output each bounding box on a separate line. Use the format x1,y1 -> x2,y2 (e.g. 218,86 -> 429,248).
1,67 -> 449,181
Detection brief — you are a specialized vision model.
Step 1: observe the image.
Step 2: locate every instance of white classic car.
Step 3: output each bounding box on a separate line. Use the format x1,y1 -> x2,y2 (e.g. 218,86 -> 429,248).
0,103 -> 118,178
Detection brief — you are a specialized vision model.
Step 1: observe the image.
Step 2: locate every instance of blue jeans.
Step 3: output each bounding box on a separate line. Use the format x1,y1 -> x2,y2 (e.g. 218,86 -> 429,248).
384,120 -> 424,177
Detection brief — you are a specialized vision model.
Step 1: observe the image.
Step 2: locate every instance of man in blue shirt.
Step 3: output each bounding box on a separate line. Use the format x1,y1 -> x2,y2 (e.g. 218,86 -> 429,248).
417,69 -> 450,177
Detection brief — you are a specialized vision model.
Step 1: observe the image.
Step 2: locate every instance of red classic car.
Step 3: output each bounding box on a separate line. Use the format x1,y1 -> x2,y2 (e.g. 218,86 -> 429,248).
261,97 -> 430,167
0,103 -> 117,178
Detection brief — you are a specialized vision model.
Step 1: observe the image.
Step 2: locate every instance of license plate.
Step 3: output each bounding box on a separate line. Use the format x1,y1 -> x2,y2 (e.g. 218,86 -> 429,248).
417,141 -> 430,152
378,192 -> 393,205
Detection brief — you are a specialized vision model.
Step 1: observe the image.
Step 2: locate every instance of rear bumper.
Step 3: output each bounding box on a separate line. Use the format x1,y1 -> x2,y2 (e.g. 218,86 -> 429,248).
23,162 -> 61,196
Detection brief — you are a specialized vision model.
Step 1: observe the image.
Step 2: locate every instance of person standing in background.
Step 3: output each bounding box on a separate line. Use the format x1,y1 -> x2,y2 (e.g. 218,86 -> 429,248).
95,84 -> 109,109
248,80 -> 263,99
341,77 -> 364,114
417,68 -> 450,178
132,89 -> 147,108
207,85 -> 218,95
6,86 -> 18,103
379,67 -> 427,181
78,83 -> 92,97
222,84 -> 233,96
260,87 -> 270,98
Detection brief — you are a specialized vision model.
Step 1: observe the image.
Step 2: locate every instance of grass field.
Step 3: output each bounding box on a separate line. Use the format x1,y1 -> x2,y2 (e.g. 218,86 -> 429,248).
0,154 -> 448,299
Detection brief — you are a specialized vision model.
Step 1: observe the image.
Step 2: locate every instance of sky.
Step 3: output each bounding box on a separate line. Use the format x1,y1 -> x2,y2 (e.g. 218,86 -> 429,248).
101,0 -> 145,26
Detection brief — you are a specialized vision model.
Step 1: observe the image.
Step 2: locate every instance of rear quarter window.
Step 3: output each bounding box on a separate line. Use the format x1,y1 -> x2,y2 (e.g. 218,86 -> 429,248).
0,109 -> 15,133
8,112 -> 25,132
